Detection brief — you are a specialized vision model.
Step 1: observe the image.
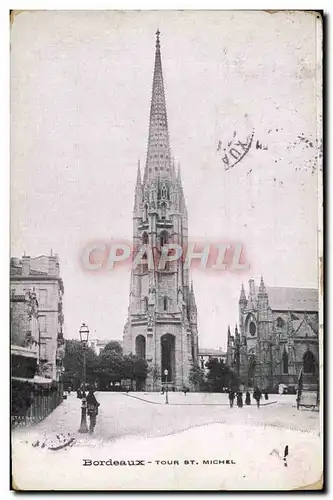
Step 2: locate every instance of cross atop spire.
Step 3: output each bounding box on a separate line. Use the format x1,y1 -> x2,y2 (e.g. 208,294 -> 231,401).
144,31 -> 172,183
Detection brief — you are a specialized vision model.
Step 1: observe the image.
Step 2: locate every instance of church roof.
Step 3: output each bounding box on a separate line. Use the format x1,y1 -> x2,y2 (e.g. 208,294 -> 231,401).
256,286 -> 318,312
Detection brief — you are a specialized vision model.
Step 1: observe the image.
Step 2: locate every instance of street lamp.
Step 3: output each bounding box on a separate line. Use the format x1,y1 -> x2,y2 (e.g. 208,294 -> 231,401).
164,369 -> 169,404
78,322 -> 90,433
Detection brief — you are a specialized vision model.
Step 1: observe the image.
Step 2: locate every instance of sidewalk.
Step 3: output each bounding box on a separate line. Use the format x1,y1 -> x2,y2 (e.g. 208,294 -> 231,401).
12,393 -> 85,445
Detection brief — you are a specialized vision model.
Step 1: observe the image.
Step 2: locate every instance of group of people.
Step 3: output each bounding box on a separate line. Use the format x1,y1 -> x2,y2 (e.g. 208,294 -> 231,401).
228,387 -> 268,408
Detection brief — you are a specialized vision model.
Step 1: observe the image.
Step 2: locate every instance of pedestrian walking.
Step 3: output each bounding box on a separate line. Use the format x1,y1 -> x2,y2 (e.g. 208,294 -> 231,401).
86,388 -> 100,434
264,392 -> 269,401
183,386 -> 189,396
245,391 -> 251,405
76,388 -> 81,399
228,390 -> 235,408
236,391 -> 243,408
253,387 -> 262,408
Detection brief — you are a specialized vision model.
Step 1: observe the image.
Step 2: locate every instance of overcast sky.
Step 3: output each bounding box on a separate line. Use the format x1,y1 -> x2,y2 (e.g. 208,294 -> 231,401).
11,10 -> 321,349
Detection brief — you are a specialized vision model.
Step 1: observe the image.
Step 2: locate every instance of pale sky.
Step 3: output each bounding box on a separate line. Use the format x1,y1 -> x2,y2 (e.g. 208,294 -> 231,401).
11,10 -> 321,350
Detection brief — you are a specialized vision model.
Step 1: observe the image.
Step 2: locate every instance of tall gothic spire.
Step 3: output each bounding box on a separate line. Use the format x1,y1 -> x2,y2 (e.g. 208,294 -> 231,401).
239,282 -> 247,304
247,278 -> 257,309
133,160 -> 142,212
189,280 -> 197,308
144,30 -> 172,183
258,275 -> 267,296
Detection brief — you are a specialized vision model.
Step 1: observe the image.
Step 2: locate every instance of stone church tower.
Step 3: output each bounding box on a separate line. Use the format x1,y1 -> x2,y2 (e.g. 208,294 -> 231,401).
123,31 -> 199,391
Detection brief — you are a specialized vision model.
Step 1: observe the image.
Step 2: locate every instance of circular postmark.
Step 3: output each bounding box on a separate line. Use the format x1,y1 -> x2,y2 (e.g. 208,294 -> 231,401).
216,114 -> 255,171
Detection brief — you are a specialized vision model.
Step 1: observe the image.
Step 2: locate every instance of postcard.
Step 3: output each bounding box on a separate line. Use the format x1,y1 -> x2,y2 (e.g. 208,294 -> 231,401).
10,9 -> 323,491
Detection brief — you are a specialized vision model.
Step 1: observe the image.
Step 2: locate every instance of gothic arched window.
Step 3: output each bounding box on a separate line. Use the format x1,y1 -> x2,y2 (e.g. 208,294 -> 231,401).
160,230 -> 169,247
143,204 -> 148,221
303,350 -> 316,374
141,252 -> 148,272
282,350 -> 289,374
249,322 -> 256,336
160,202 -> 166,220
143,297 -> 148,312
163,296 -> 168,311
161,184 -> 167,200
277,317 -> 285,328
142,232 -> 149,245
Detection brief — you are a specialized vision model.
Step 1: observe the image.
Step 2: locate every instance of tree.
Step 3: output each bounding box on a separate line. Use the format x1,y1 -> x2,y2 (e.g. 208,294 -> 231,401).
123,354 -> 148,391
206,357 -> 233,392
188,363 -> 205,391
62,339 -> 99,389
102,341 -> 123,355
96,347 -> 124,390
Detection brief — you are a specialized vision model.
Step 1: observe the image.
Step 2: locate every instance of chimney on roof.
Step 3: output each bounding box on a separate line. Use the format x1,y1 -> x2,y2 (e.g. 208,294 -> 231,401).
48,254 -> 58,276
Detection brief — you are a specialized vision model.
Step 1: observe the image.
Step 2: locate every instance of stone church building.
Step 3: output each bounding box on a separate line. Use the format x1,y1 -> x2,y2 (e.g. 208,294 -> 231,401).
227,277 -> 319,390
123,31 -> 199,390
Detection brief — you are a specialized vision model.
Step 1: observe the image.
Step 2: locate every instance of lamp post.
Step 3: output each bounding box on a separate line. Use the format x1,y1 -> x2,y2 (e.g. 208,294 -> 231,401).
164,369 -> 169,404
78,322 -> 90,433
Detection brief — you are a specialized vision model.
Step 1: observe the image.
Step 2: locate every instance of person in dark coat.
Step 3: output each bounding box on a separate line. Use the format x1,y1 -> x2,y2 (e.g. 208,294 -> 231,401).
253,387 -> 262,408
77,388 -> 82,399
86,388 -> 100,434
236,391 -> 243,408
245,391 -> 251,405
228,390 -> 235,408
264,392 -> 269,400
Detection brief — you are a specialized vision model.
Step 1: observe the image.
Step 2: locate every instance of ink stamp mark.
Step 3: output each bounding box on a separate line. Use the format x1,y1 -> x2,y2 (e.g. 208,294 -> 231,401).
217,129 -> 255,171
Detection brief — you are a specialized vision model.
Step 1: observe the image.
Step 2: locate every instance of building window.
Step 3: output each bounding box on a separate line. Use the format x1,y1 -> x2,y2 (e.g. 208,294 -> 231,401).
142,232 -> 149,245
141,252 -> 148,272
249,322 -> 256,336
143,204 -> 148,221
277,317 -> 285,328
39,289 -> 47,306
282,350 -> 288,374
160,202 -> 166,219
163,296 -> 168,311
143,297 -> 148,312
160,230 -> 168,247
303,350 -> 316,374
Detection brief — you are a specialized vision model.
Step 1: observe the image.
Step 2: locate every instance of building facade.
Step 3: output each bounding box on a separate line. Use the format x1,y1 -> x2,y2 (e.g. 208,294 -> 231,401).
123,32 -> 199,391
10,289 -> 40,380
227,277 -> 319,390
10,253 -> 65,381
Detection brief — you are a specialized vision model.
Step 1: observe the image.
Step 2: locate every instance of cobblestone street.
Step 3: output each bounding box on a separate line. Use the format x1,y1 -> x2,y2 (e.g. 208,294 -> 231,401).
12,392 -> 322,490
